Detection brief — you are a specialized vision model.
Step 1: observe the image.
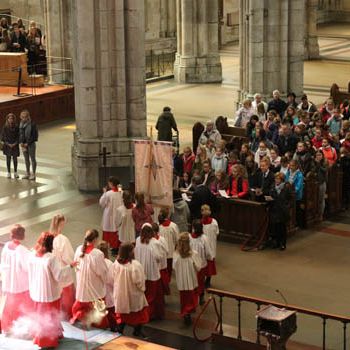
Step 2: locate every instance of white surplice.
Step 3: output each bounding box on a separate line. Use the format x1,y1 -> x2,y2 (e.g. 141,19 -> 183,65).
159,222 -> 179,259
202,219 -> 219,258
189,235 -> 213,269
99,190 -> 123,232
116,204 -> 136,243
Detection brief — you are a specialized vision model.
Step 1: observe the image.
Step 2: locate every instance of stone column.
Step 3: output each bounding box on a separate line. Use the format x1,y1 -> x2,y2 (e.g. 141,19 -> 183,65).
43,0 -> 73,83
71,0 -> 146,191
174,0 -> 222,83
239,0 -> 305,102
167,0 -> 177,37
305,0 -> 320,59
160,0 -> 167,38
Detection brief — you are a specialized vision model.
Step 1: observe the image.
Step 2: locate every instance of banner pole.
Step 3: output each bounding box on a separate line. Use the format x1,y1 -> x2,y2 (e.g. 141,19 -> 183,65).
147,126 -> 154,203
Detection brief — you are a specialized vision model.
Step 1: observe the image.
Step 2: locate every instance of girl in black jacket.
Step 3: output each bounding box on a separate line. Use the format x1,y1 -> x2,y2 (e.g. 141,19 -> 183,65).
1,113 -> 20,178
268,172 -> 292,250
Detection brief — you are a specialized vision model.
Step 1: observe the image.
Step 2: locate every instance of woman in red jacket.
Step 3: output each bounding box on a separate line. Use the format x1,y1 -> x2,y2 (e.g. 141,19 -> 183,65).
227,164 -> 249,198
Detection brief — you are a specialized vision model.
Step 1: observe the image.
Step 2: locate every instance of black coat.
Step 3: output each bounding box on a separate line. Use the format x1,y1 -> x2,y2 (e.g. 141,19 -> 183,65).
1,125 -> 20,157
253,169 -> 275,196
267,98 -> 287,117
19,122 -> 38,145
10,32 -> 26,52
276,134 -> 298,156
269,184 -> 292,223
189,185 -> 218,219
156,111 -> 177,142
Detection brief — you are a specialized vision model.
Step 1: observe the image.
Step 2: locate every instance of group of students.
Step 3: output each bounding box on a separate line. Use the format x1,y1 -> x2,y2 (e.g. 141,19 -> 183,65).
0,201 -> 219,347
1,110 -> 38,180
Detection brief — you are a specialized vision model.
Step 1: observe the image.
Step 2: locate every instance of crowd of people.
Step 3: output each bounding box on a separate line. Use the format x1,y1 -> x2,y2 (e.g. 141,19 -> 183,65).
1,110 -> 38,180
0,17 -> 44,74
0,191 -> 219,347
170,92 -> 350,250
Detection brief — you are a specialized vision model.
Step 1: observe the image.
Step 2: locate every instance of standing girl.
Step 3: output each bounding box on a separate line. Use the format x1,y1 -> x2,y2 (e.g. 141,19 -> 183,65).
132,192 -> 154,237
116,190 -> 136,244
1,113 -> 20,179
190,220 -> 213,305
173,232 -> 202,325
158,208 -> 179,281
99,176 -> 123,254
70,229 -> 109,328
50,214 -> 75,320
134,224 -> 165,320
201,205 -> 219,288
1,225 -> 31,334
19,110 -> 38,180
111,242 -> 149,337
28,232 -> 74,348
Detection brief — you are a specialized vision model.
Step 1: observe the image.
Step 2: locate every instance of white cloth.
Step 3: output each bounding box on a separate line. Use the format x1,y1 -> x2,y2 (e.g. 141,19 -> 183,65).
134,237 -> 163,281
110,259 -> 148,314
159,222 -> 179,259
116,204 -> 136,243
156,235 -> 169,270
1,242 -> 30,293
173,251 -> 202,291
53,234 -> 75,287
252,100 -> 268,114
189,235 -> 213,269
104,258 -> 114,308
202,219 -> 219,259
99,190 -> 123,232
74,246 -> 108,302
28,252 -> 71,302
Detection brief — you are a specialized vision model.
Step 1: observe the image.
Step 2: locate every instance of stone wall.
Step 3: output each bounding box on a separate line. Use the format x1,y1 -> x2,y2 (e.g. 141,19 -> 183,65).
220,0 -> 239,45
7,0 -> 44,30
317,0 -> 350,23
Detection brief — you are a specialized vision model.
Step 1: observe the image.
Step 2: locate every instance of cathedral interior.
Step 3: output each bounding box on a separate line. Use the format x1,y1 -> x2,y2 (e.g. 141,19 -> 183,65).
0,0 -> 350,349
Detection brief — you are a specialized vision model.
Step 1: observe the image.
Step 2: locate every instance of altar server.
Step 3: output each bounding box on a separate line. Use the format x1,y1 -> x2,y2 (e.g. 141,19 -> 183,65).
201,205 -> 219,288
190,219 -> 213,305
158,209 -> 179,280
99,176 -> 123,253
97,241 -> 116,331
50,214 -> 75,319
1,224 -> 31,334
152,223 -> 170,295
173,232 -> 201,325
70,229 -> 109,328
116,190 -> 136,244
28,232 -> 74,348
134,224 -> 165,320
111,242 -> 149,337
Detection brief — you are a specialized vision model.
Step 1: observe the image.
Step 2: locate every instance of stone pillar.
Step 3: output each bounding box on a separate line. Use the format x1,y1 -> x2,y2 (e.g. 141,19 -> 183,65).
239,0 -> 305,102
167,0 -> 176,37
174,0 -> 222,83
160,0 -> 167,38
71,0 -> 146,191
305,0 -> 320,59
43,0 -> 73,83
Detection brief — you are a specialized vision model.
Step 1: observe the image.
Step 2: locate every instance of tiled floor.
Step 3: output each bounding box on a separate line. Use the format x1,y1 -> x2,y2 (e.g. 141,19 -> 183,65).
1,24 -> 350,350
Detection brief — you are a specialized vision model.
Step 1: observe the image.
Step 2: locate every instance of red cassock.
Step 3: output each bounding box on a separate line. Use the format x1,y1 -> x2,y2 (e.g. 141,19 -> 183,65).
180,290 -> 198,316
166,258 -> 173,280
196,267 -> 206,296
32,299 -> 63,348
116,306 -> 150,326
160,268 -> 171,295
145,279 -> 165,320
61,283 -> 75,320
102,231 -> 121,249
71,300 -> 109,329
1,290 -> 33,334
206,259 -> 217,276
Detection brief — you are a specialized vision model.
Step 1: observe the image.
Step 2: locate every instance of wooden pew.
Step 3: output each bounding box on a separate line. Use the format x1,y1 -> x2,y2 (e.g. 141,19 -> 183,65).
326,165 -> 343,215
330,82 -> 350,106
302,174 -> 320,227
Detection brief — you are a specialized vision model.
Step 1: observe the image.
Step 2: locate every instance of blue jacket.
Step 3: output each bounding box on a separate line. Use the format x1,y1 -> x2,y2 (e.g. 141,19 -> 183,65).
285,169 -> 304,201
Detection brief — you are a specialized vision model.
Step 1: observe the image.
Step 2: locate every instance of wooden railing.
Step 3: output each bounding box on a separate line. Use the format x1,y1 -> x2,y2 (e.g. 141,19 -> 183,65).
206,288 -> 350,350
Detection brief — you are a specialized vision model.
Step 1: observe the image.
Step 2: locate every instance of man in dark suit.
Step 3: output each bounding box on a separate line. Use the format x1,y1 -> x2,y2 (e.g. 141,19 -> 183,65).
189,175 -> 218,219
10,23 -> 26,52
276,123 -> 298,156
253,158 -> 275,201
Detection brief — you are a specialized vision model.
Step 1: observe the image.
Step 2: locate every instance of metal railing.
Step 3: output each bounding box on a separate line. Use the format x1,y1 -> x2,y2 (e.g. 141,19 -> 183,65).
205,288 -> 350,350
145,50 -> 175,79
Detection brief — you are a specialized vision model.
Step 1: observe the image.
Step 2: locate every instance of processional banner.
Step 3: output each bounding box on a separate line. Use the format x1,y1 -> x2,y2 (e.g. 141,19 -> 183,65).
134,140 -> 173,207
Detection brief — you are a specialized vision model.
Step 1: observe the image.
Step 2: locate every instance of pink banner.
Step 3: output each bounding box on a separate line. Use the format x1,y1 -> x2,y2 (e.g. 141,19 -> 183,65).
134,140 -> 173,207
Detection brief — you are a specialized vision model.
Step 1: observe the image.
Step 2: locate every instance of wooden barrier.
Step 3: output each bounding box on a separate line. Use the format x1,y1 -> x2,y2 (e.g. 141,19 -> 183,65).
302,174 -> 319,227
0,87 -> 75,125
326,165 -> 343,215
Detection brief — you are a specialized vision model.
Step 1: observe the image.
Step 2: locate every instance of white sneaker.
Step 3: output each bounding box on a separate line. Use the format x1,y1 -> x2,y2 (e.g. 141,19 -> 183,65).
29,174 -> 36,181
6,173 -> 11,179
22,174 -> 30,179
14,172 -> 19,179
